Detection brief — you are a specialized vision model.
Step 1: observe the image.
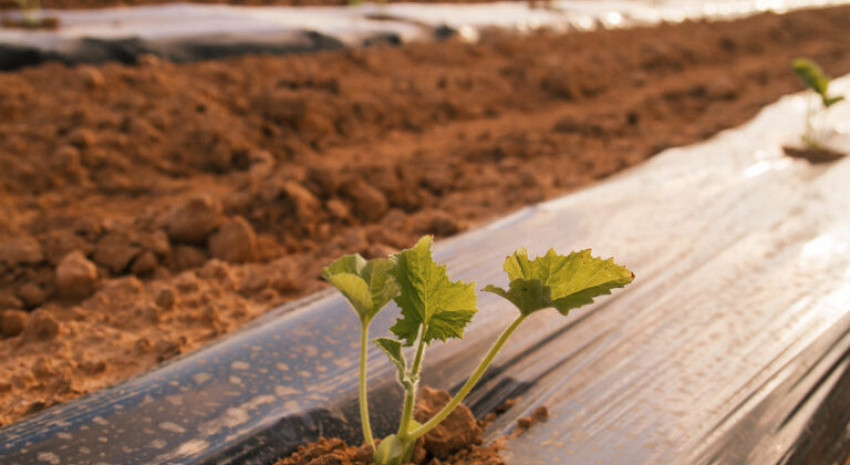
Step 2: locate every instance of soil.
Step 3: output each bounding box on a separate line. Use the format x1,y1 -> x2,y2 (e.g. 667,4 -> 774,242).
274,387 -> 545,465
782,144 -> 848,163
2,6 -> 850,427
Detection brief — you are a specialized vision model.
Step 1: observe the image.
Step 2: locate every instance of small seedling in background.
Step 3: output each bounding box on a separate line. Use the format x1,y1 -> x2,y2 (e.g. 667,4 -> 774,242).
14,0 -> 44,27
324,236 -> 634,465
791,58 -> 845,150
3,0 -> 59,30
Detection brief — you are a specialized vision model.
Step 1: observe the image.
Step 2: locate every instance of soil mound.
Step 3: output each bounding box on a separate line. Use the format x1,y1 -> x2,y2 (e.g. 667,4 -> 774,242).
275,387 -> 511,465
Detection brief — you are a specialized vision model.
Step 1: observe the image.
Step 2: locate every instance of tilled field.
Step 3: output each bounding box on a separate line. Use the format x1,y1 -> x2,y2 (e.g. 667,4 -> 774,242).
1,6 -> 850,427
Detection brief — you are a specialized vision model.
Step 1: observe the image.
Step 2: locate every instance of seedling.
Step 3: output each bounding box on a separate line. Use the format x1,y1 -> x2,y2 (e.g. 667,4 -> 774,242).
323,236 -> 633,465
791,58 -> 845,150
3,0 -> 59,30
13,0 -> 44,28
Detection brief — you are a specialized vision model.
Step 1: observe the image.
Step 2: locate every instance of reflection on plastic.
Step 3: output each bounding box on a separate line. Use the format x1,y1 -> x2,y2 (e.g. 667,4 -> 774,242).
1,81 -> 849,465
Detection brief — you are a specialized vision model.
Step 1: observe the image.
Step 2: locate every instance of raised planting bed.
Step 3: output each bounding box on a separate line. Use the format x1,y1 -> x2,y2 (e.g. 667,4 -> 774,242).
2,6 -> 850,431
1,76 -> 849,464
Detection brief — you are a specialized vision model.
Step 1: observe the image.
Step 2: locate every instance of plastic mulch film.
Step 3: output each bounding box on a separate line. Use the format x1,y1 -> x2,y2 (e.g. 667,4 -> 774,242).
3,0 -> 850,70
1,81 -> 850,465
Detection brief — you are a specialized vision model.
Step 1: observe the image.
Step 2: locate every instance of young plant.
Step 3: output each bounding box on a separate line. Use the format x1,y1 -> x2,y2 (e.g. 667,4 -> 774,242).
13,0 -> 45,28
324,236 -> 634,465
322,254 -> 399,449
791,57 -> 845,149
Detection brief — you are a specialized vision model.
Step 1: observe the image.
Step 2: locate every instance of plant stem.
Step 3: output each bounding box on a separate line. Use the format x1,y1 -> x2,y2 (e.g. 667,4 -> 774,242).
804,94 -> 821,149
407,314 -> 528,441
359,325 -> 375,449
397,328 -> 427,441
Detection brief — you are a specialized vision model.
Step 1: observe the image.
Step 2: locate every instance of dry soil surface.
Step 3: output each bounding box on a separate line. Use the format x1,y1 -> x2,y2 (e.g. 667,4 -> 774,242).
2,6 -> 850,427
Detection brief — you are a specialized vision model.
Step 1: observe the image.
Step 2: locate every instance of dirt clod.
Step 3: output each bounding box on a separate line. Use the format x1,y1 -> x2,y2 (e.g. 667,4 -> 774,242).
531,406 -> 549,423
165,194 -> 224,244
22,309 -> 60,341
415,386 -> 483,458
154,287 -> 177,310
16,282 -> 46,308
494,397 -> 519,414
209,216 -> 259,263
340,179 -> 388,223
172,245 -> 208,270
55,250 -> 98,300
0,236 -> 44,266
1,310 -> 28,338
782,145 -> 847,163
513,405 -> 550,437
131,250 -> 159,276
279,181 -> 323,225
92,231 -> 142,274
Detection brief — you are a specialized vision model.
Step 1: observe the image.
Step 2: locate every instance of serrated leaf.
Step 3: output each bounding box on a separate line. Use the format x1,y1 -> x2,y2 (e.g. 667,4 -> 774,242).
323,254 -> 399,324
389,236 -> 477,346
374,337 -> 407,384
484,248 -> 633,316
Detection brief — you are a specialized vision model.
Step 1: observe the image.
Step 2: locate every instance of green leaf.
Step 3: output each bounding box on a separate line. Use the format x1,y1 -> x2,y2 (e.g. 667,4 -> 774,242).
483,248 -> 634,316
792,58 -> 829,95
323,254 -> 399,324
374,337 -> 406,384
324,253 -> 367,277
483,278 -> 551,314
824,95 -> 845,108
791,58 -> 844,108
389,236 -> 477,346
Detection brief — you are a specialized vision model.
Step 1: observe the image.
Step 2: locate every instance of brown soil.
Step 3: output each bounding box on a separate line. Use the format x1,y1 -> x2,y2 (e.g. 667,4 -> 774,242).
2,7 -> 850,427
274,387 -> 539,465
782,144 -> 847,163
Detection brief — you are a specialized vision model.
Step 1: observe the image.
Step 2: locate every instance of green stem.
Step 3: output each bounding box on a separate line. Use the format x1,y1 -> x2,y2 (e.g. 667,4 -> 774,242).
804,95 -> 821,149
397,329 -> 427,441
407,314 -> 528,441
359,325 -> 375,449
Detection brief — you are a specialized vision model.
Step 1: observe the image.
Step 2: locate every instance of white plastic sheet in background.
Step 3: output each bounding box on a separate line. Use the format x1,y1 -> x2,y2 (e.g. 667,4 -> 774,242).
1,0 -> 850,52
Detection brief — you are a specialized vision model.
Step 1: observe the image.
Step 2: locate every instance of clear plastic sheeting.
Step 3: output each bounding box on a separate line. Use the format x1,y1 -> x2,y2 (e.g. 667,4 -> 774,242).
1,82 -> 849,465
1,0 -> 850,68
473,80 -> 850,465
